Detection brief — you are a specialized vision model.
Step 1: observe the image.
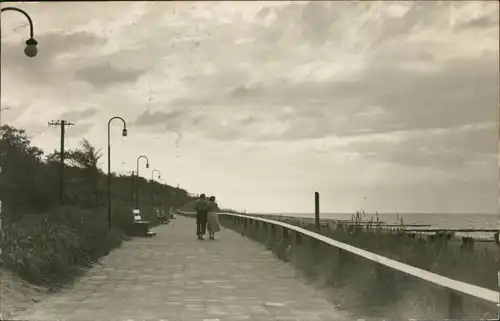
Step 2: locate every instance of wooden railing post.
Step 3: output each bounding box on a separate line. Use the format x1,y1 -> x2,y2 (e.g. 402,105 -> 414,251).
270,224 -> 276,238
295,231 -> 302,245
498,271 -> 500,317
314,191 -> 320,230
448,290 -> 463,318
336,247 -> 345,270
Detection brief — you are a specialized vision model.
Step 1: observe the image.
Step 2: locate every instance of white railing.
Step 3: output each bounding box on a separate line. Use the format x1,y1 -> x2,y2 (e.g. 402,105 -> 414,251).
177,210 -> 499,307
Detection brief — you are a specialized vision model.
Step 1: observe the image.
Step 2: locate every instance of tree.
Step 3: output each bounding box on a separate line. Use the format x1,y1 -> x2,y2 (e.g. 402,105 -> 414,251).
68,139 -> 103,206
1,124 -> 191,222
0,125 -> 54,216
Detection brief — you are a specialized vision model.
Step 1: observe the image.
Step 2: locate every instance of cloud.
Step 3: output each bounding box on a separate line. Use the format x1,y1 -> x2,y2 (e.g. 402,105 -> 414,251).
1,1 -> 498,213
133,108 -> 187,131
66,124 -> 94,138
75,62 -> 145,88
58,108 -> 98,121
455,10 -> 500,30
165,53 -> 498,143
341,123 -> 498,171
2,31 -> 107,85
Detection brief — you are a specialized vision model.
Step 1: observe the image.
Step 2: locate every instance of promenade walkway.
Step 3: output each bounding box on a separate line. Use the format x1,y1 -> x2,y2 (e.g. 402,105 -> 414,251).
13,216 -> 351,321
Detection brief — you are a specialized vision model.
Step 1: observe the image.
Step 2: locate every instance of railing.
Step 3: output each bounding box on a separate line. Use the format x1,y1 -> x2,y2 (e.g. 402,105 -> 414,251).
177,210 -> 499,318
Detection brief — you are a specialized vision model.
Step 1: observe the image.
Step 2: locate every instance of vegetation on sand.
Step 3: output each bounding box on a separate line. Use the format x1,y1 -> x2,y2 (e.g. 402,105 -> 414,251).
0,125 -> 191,286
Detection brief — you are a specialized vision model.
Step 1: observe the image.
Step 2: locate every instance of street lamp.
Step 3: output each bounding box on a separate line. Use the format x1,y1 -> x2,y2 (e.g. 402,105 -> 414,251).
151,169 -> 161,212
159,178 -> 167,208
159,178 -> 167,218
135,155 -> 149,209
107,116 -> 128,232
0,6 -> 38,254
0,7 -> 38,58
151,169 -> 161,181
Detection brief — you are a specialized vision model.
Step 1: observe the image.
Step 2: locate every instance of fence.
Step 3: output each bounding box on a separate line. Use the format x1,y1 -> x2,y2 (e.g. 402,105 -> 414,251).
177,210 -> 499,319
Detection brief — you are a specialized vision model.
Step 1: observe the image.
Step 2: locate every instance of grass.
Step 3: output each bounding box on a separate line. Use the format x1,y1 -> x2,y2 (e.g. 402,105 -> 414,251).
267,212 -> 499,291
219,214 -> 498,319
1,204 -> 132,288
0,125 -> 192,289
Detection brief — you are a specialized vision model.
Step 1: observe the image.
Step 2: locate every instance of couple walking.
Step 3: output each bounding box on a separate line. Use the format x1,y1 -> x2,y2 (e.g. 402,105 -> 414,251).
195,194 -> 220,240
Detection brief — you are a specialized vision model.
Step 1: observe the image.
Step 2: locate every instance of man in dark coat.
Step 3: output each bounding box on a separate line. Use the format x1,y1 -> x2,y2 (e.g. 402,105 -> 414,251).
195,194 -> 209,239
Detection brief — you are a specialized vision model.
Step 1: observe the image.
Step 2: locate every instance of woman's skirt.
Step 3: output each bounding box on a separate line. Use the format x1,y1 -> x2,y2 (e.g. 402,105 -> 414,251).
207,211 -> 220,232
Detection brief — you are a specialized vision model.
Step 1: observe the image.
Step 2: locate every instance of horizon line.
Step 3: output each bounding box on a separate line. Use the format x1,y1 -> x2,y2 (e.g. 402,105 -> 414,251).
245,211 -> 499,216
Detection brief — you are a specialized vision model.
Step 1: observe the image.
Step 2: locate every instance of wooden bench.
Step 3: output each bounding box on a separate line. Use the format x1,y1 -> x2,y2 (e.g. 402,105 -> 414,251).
170,206 -> 177,219
156,209 -> 171,225
132,209 -> 156,237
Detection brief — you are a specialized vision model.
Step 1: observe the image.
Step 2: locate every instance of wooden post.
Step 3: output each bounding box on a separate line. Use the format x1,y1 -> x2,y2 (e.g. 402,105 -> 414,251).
283,227 -> 288,241
271,224 -> 276,238
314,191 -> 320,230
295,231 -> 302,245
448,290 -> 463,318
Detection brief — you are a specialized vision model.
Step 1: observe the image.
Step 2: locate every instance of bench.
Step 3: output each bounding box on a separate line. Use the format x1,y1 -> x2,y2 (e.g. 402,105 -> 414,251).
156,209 -> 171,225
169,206 -> 177,219
132,209 -> 156,237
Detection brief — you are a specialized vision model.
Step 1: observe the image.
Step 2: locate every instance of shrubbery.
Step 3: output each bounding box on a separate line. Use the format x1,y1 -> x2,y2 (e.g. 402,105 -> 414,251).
0,125 -> 191,286
266,213 -> 499,291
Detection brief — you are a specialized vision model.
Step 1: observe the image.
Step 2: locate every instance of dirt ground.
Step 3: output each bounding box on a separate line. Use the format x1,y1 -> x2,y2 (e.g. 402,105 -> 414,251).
0,269 -> 49,320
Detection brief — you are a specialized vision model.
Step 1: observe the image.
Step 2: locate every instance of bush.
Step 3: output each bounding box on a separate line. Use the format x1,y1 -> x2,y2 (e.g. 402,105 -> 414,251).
0,125 -> 192,287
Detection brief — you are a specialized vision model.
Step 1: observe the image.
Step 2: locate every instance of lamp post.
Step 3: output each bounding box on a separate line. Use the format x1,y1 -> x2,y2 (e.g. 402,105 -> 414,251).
135,156 -> 149,209
151,169 -> 161,213
0,6 -> 38,253
107,117 -> 128,232
130,170 -> 135,207
159,178 -> 167,214
0,7 -> 38,127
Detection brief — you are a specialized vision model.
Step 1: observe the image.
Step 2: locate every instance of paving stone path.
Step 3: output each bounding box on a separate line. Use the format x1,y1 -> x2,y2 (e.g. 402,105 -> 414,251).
13,216 -> 352,321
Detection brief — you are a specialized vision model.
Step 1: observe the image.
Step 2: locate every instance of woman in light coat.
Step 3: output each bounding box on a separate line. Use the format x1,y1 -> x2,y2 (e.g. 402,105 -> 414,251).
207,196 -> 221,240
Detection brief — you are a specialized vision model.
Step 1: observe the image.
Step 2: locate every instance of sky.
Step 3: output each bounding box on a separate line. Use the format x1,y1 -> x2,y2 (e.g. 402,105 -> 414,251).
1,1 -> 499,214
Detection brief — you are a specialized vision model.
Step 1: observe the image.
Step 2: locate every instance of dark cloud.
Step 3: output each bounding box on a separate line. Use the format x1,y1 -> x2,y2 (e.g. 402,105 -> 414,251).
342,123 -> 498,170
2,31 -> 106,84
169,52 -> 498,142
66,123 -> 94,138
346,178 -> 498,214
455,12 -> 500,30
133,108 -> 187,131
230,83 -> 263,98
74,62 -> 145,88
58,108 -> 98,121
300,2 -> 334,46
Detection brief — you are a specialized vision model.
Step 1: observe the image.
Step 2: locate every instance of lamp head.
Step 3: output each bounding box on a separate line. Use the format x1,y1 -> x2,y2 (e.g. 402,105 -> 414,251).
24,38 -> 38,58
122,128 -> 128,137
146,163 -> 150,169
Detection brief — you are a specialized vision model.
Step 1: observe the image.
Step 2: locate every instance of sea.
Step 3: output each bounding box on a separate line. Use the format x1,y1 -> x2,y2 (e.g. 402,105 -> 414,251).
258,212 -> 500,239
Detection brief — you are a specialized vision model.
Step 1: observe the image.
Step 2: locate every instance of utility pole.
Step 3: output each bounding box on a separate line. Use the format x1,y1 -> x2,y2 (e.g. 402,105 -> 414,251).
48,120 -> 74,204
